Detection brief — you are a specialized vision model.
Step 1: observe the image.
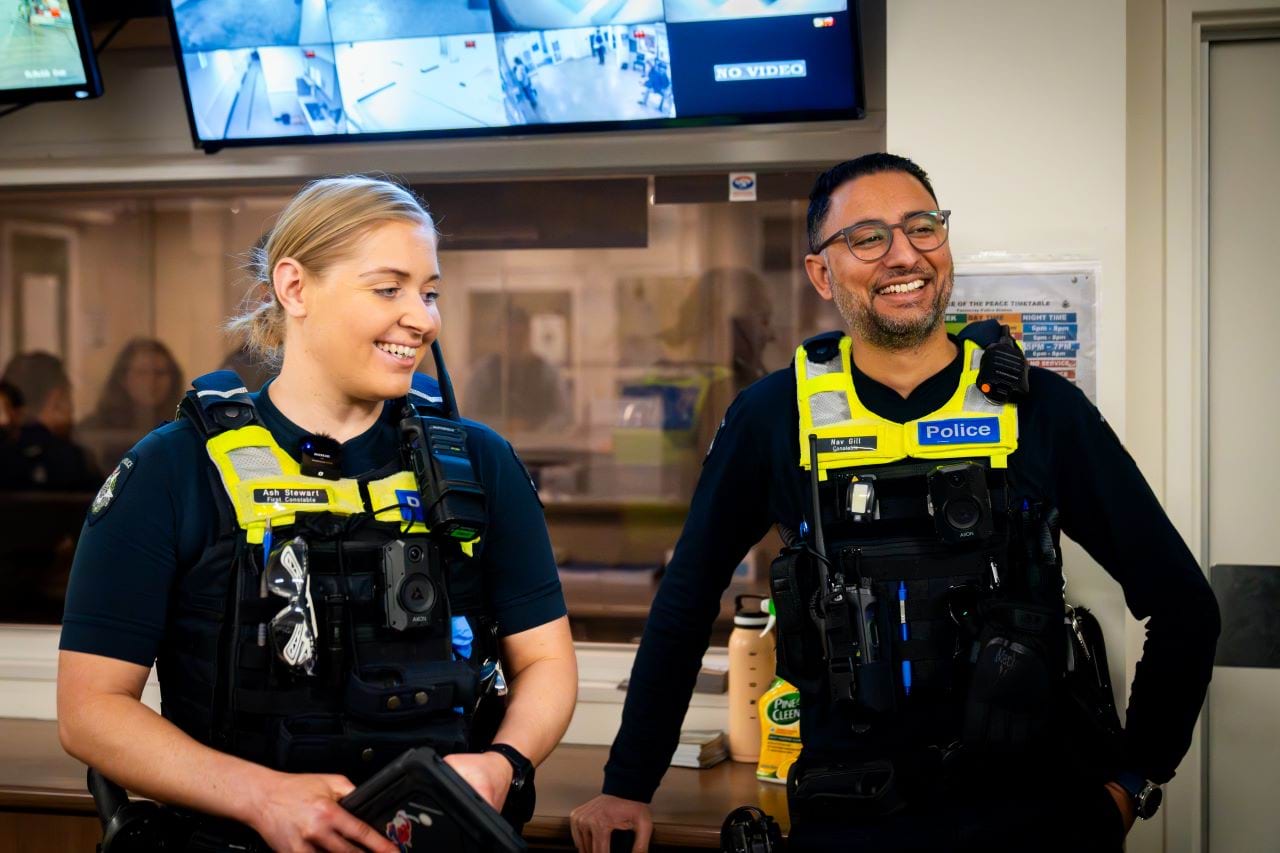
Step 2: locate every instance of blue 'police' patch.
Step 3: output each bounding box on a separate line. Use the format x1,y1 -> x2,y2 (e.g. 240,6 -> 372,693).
917,417 -> 1000,446
395,488 -> 424,523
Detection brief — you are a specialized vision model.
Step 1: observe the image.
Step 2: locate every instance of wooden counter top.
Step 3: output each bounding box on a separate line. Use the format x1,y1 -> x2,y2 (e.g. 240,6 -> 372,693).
0,719 -> 789,850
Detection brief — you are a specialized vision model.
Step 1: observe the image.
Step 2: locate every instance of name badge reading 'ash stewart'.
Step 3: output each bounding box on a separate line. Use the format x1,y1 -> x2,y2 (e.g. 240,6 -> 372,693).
816,436 -> 878,453
253,487 -> 328,505
917,417 -> 1001,446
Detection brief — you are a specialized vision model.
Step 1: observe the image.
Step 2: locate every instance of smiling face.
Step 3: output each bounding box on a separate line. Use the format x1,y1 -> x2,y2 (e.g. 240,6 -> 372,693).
804,170 -> 954,351
290,220 -> 441,403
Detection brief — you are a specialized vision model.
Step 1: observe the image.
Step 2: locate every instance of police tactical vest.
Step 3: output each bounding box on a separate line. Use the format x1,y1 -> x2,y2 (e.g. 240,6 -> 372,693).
772,324 -> 1065,752
157,371 -> 496,782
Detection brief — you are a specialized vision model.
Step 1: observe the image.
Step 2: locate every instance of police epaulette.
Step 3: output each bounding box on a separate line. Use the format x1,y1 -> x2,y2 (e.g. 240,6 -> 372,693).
405,372 -> 448,418
180,370 -> 260,438
800,330 -> 845,364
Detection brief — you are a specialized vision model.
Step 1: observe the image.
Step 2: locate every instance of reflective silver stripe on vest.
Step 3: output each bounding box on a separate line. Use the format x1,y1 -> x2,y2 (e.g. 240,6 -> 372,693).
227,446 -> 284,479
806,355 -> 852,426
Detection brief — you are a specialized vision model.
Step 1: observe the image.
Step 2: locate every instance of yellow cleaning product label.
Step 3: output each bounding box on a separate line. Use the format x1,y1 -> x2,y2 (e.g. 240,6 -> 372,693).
756,677 -> 801,785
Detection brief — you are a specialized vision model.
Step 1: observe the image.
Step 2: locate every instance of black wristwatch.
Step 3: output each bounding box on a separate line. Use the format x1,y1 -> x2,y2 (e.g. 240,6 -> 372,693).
1115,771 -> 1163,820
486,743 -> 534,793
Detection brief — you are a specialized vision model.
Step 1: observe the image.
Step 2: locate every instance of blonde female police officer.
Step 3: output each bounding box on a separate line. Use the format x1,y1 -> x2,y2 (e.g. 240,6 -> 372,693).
58,177 -> 578,852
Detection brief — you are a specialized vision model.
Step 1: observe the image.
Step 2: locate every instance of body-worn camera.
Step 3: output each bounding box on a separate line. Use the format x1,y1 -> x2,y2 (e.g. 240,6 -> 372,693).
382,538 -> 449,634
926,462 -> 994,545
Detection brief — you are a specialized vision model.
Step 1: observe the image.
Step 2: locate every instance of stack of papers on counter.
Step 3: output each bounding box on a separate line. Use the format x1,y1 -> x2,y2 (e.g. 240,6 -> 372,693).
670,729 -> 728,769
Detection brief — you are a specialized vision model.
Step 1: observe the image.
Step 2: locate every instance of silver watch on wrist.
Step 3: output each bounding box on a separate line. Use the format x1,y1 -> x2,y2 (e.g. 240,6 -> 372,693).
1116,772 -> 1163,820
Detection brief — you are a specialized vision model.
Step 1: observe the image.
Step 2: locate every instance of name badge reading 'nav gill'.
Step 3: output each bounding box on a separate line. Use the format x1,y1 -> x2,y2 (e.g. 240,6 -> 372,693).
816,436 -> 878,453
917,417 -> 1001,446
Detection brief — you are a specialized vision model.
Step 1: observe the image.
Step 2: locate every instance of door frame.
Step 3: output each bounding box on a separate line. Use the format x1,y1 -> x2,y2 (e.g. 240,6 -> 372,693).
0,220 -> 81,374
1163,3 -> 1280,851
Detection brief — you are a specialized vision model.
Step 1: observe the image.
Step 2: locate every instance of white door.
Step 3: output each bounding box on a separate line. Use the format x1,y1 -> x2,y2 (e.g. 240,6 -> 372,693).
1205,35 -> 1280,853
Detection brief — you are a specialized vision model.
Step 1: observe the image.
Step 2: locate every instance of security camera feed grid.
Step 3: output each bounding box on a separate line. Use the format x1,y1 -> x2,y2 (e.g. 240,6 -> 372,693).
169,0 -> 857,144
1,0 -> 90,95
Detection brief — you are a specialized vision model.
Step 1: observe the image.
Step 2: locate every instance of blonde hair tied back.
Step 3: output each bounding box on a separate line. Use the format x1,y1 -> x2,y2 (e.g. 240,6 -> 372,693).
225,175 -> 434,367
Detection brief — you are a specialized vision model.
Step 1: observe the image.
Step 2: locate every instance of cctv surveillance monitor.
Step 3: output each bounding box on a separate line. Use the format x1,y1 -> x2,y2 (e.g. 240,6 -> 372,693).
165,0 -> 865,151
0,0 -> 103,104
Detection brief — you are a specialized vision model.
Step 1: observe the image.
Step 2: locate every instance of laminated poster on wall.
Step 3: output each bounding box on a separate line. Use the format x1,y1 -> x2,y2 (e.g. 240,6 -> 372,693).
947,265 -> 1098,403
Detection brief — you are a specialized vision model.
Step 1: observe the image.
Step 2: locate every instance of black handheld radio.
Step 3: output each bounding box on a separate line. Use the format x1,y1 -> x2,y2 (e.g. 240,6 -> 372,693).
400,341 -> 488,542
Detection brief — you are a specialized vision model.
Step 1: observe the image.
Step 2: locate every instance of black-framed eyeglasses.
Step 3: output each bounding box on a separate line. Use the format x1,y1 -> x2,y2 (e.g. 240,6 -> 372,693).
812,209 -> 952,261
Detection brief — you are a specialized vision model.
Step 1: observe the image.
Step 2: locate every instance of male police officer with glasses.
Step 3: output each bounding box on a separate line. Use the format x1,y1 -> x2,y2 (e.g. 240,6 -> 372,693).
571,153 -> 1220,852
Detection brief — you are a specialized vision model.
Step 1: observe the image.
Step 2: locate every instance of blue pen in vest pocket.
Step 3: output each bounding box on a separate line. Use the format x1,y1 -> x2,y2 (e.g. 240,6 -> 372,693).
899,581 -> 912,697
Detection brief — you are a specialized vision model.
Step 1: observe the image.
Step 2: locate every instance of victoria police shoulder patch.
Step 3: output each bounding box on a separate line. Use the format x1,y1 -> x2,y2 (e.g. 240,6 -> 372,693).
88,454 -> 136,525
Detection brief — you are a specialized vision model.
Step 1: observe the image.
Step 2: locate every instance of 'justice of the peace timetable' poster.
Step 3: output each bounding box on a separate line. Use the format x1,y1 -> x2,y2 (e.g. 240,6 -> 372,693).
945,270 -> 1097,402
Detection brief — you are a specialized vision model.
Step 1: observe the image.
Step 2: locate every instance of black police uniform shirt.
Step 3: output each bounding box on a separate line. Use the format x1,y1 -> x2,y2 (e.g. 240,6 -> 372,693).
0,422 -> 100,491
60,384 -> 566,670
603,336 -> 1220,804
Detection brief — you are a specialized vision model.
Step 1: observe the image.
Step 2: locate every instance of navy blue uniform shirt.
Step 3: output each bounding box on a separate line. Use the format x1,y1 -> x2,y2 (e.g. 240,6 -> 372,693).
60,383 -> 565,668
604,337 -> 1219,802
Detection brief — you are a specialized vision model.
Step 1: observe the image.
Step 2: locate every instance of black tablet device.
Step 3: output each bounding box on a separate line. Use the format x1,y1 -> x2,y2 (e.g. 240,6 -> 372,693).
339,747 -> 527,852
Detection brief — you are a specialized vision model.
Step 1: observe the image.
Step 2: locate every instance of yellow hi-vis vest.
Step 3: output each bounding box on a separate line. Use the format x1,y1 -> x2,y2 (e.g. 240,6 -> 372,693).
795,336 -> 1019,479
203,424 -> 476,556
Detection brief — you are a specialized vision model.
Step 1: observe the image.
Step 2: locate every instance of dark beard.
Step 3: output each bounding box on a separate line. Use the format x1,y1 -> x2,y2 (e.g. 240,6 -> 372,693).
832,272 -> 953,351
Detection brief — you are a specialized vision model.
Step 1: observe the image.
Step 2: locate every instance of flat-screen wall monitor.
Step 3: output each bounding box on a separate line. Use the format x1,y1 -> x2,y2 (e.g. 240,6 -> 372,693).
166,0 -> 864,151
0,0 -> 102,104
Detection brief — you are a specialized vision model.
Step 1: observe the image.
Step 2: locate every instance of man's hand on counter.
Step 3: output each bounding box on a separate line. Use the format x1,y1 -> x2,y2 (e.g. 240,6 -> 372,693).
570,794 -> 653,853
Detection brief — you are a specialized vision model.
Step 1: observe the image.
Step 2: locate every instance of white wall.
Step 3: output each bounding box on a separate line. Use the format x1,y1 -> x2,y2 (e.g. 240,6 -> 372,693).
887,0 -> 1127,430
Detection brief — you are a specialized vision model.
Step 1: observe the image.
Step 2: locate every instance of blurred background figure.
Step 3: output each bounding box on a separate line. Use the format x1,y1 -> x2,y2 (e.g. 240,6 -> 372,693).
0,380 -> 21,444
466,307 -> 569,432
0,351 -> 99,490
512,57 -> 538,108
78,338 -> 185,470
656,267 -> 776,394
638,60 -> 671,111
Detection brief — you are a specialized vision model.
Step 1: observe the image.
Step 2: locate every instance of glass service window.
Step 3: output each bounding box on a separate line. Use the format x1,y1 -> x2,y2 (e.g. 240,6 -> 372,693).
0,186 -> 838,639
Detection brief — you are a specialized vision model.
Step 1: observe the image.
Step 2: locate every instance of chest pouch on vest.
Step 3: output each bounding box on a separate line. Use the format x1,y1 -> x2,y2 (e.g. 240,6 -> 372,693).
960,600 -> 1057,751
957,502 -> 1065,753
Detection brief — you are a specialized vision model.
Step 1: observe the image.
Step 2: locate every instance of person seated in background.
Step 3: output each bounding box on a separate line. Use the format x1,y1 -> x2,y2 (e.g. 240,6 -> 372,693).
78,338 -> 184,470
638,61 -> 671,111
465,307 -> 570,432
0,351 -> 99,490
